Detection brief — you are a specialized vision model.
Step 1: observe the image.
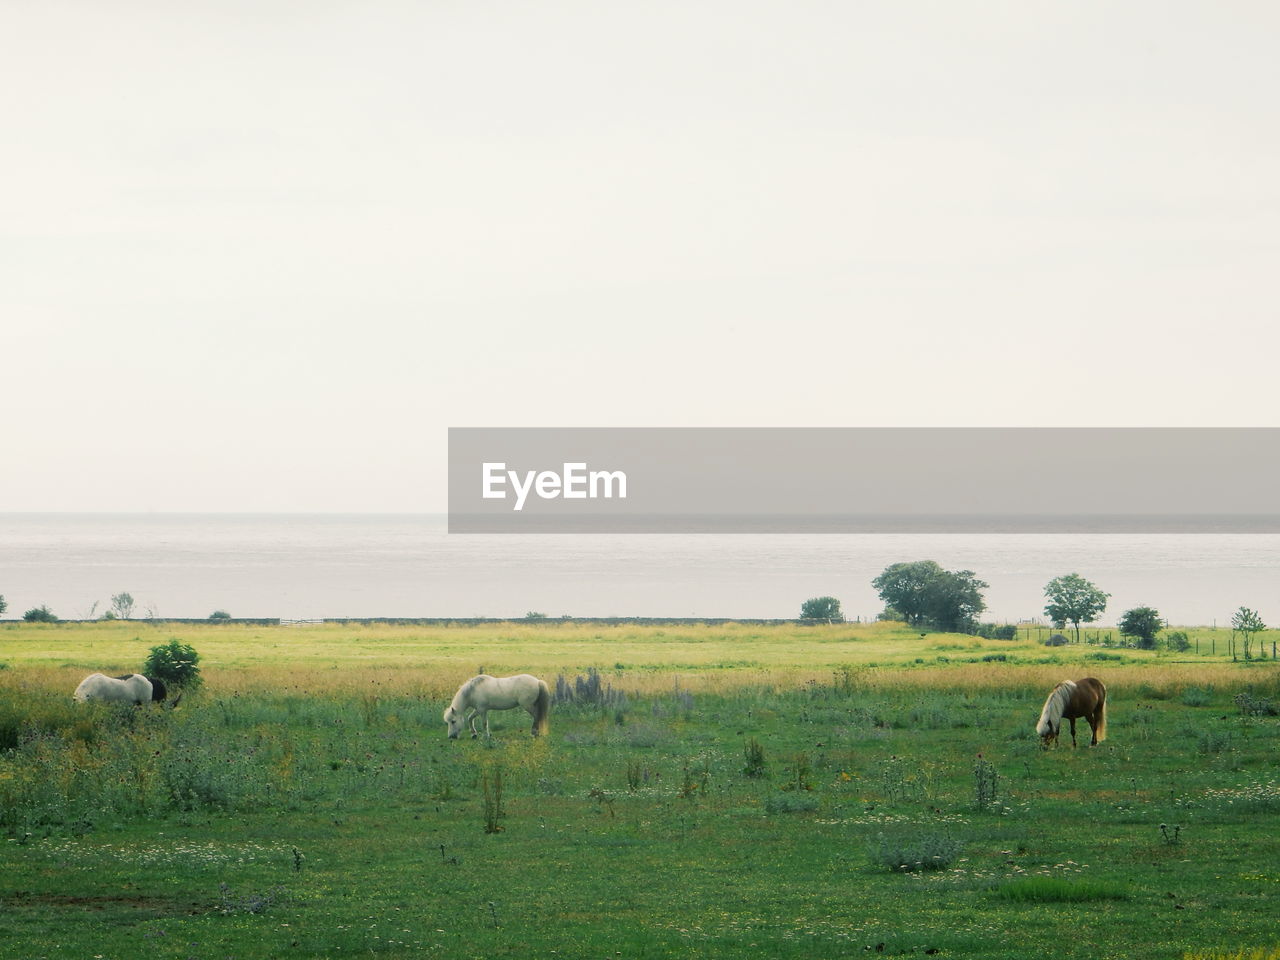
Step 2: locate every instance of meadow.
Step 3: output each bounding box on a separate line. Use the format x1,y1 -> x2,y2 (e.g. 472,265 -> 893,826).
2,620 -> 1280,960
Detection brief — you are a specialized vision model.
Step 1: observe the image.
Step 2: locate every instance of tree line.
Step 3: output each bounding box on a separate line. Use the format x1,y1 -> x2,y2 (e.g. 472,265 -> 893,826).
800,561 -> 1270,656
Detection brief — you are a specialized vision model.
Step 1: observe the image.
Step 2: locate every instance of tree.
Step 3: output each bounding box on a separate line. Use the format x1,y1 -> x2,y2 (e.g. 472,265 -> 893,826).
872,561 -> 988,633
0,594 -> 6,616
872,561 -> 946,626
208,610 -> 232,621
1043,574 -> 1109,643
143,639 -> 202,690
1231,607 -> 1266,661
111,592 -> 135,619
23,605 -> 58,623
1118,606 -> 1163,649
922,569 -> 988,633
800,596 -> 843,621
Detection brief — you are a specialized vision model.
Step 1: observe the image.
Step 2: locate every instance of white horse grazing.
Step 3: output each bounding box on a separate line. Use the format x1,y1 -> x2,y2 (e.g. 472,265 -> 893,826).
73,673 -> 171,706
444,674 -> 550,739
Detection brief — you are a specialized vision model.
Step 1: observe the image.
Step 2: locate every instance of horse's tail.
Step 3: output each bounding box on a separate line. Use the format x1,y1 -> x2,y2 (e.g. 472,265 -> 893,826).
1094,683 -> 1107,743
532,680 -> 551,736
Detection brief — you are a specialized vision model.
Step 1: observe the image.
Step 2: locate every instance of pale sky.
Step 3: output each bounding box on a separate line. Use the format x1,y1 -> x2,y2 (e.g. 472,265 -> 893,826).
2,1 -> 1277,512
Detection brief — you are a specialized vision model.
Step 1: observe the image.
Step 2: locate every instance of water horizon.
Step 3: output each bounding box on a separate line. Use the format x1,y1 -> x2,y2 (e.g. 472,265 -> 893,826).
1,512 -> 1277,627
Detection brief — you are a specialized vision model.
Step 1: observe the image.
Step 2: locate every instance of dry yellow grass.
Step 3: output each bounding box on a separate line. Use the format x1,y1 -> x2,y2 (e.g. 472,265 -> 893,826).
4,620 -> 1278,699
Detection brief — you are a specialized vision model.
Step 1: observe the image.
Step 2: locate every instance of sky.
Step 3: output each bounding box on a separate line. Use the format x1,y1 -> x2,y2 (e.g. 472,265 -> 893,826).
2,1 -> 1277,512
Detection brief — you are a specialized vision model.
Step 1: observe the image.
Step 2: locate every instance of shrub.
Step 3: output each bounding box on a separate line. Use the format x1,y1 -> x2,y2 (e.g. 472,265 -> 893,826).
208,610 -> 232,621
554,668 -> 624,710
973,756 -> 998,810
1181,685 -> 1214,707
1165,630 -> 1192,652
23,605 -> 57,623
764,793 -> 818,814
1118,606 -> 1163,649
868,831 -> 963,872
800,597 -> 843,621
0,594 -> 6,615
1234,692 -> 1278,717
143,639 -> 202,690
1196,729 -> 1232,755
975,623 -> 1017,640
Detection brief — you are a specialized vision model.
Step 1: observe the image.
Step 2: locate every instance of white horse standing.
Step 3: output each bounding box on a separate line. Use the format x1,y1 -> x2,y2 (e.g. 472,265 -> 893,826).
73,673 -> 172,706
444,674 -> 550,739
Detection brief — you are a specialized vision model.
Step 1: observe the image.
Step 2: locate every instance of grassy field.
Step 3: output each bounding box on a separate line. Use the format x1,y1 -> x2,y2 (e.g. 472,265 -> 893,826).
3,620 -> 1280,960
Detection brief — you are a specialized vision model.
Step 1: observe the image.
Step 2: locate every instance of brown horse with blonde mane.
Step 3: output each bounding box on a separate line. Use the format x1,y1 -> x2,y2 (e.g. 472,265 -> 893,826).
1036,677 -> 1107,747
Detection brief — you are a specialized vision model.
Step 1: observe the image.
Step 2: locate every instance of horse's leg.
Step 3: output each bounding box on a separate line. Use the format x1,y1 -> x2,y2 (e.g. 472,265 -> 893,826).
467,708 -> 480,738
1088,709 -> 1099,746
1069,717 -> 1078,747
483,711 -> 491,738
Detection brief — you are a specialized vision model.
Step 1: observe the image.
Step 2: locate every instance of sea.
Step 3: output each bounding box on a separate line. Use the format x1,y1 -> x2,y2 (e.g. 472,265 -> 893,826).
0,513 -> 1277,626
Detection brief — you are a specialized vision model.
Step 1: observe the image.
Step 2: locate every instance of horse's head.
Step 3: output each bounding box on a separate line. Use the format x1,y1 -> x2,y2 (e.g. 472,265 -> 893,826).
443,706 -> 464,739
146,676 -> 168,704
1039,722 -> 1059,748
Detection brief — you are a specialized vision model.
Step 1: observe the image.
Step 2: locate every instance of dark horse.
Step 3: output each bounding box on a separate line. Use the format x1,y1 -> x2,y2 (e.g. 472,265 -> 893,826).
1036,677 -> 1107,747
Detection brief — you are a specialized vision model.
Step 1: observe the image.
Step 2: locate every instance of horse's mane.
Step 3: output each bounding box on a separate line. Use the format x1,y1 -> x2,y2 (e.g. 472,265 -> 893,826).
1036,680 -> 1077,736
448,674 -> 490,713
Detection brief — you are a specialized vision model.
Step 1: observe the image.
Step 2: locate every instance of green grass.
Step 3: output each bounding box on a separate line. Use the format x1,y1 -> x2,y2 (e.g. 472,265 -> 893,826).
992,876 -> 1130,902
2,622 -> 1280,959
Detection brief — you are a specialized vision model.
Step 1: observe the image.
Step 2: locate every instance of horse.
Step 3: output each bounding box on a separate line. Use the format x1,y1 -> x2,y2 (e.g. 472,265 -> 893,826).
444,674 -> 550,739
1036,677 -> 1107,747
73,673 -> 176,707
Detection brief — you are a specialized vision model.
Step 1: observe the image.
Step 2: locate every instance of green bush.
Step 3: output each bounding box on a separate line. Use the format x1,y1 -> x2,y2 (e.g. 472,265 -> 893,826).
143,639 -> 202,690
22,605 -> 57,623
1181,684 -> 1213,707
975,623 -> 1018,640
763,793 -> 818,814
208,610 -> 232,621
1165,630 -> 1191,652
799,597 -> 843,621
868,831 -> 964,872
1118,606 -> 1163,649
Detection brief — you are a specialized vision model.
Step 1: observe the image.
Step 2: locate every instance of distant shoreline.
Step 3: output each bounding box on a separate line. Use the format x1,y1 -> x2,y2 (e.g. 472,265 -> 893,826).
0,616 -> 1223,630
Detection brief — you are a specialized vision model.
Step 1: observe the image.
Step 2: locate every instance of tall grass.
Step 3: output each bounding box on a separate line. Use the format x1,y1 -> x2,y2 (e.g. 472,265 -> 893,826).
8,621 -> 1278,701
993,877 -> 1129,902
